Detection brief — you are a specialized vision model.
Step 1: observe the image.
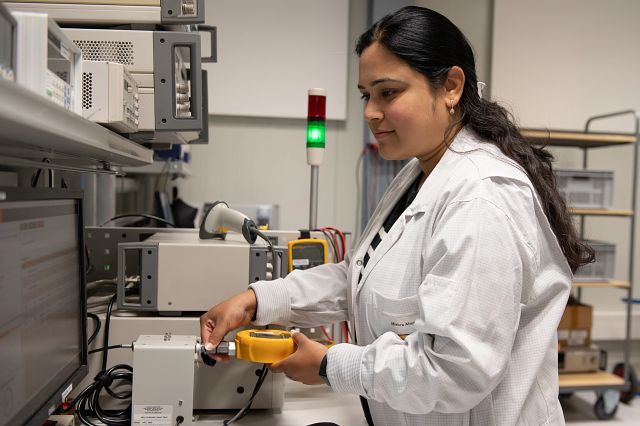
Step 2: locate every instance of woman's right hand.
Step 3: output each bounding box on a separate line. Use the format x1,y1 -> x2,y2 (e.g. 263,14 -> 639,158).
199,289 -> 257,361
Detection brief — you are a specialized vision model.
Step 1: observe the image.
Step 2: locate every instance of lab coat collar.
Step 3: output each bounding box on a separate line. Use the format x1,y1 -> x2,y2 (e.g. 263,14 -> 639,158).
355,127 -> 480,290
403,126 -> 481,216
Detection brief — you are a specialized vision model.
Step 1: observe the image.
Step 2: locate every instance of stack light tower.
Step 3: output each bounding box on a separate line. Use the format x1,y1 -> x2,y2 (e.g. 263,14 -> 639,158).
306,88 -> 326,229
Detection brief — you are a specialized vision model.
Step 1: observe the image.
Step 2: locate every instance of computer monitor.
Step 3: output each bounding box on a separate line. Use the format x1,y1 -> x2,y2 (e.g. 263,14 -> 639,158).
0,187 -> 87,426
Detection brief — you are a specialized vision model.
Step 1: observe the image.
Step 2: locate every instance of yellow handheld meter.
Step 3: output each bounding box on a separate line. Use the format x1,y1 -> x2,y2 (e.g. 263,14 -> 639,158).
235,329 -> 296,363
203,329 -> 296,363
288,238 -> 328,272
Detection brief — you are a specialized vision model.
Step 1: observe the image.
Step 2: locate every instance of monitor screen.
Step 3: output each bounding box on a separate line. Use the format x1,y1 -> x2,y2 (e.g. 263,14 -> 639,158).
0,188 -> 87,426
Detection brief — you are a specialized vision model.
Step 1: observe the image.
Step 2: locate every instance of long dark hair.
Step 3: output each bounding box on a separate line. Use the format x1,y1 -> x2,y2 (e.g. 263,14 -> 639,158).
356,6 -> 594,272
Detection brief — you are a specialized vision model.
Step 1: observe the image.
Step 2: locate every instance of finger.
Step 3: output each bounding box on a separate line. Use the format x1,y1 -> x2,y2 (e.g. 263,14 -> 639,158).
212,354 -> 230,363
290,329 -> 306,347
206,323 -> 228,348
200,318 -> 215,346
269,360 -> 284,373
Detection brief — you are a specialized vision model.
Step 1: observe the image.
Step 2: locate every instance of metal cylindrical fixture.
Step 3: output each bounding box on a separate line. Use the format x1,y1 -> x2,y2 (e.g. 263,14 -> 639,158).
96,173 -> 116,226
309,165 -> 319,229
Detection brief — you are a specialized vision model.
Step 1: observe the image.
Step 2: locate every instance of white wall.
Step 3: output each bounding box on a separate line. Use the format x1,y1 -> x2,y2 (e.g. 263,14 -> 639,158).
416,0 -> 494,92
492,0 -> 640,340
204,0 -> 349,120
372,0 -> 413,22
177,0 -> 367,233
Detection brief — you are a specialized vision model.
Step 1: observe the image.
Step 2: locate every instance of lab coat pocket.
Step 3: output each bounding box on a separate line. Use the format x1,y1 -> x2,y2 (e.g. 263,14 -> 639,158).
370,290 -> 420,337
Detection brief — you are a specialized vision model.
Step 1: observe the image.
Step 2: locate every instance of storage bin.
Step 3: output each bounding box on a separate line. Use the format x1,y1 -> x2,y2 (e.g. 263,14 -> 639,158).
574,240 -> 615,281
555,169 -> 613,209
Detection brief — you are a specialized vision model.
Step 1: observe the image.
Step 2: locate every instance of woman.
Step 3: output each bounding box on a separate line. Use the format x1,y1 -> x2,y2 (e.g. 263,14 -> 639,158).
200,6 -> 593,425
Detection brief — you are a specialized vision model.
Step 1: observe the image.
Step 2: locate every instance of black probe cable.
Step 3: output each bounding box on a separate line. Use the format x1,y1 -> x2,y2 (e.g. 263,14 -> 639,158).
223,364 -> 269,425
89,344 -> 129,354
101,213 -> 176,228
253,228 -> 281,276
87,313 -> 101,346
253,228 -> 274,252
317,229 -> 339,263
102,295 -> 117,371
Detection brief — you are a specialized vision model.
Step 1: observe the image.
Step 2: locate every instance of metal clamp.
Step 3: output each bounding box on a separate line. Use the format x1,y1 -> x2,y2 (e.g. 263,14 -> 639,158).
197,25 -> 217,63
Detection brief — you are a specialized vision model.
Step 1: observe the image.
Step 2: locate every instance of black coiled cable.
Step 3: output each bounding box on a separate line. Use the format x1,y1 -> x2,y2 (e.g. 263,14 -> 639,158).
73,295 -> 133,425
73,363 -> 133,426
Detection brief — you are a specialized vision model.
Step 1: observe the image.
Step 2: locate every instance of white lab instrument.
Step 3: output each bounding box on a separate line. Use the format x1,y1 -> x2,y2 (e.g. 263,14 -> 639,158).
5,0 -> 204,25
82,60 -> 139,133
131,331 -> 293,425
62,27 -> 205,142
117,231 -> 287,313
12,12 -> 82,113
132,334 -> 199,426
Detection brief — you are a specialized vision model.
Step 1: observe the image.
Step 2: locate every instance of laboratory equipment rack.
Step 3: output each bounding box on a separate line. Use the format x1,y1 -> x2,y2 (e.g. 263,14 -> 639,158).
0,77 -> 152,170
522,110 -> 639,420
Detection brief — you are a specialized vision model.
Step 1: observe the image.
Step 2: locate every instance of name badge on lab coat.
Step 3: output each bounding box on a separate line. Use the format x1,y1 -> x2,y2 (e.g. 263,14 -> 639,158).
371,290 -> 420,337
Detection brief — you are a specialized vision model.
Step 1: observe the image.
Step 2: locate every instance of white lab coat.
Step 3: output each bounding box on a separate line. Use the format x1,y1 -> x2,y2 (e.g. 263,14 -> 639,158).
251,127 -> 571,425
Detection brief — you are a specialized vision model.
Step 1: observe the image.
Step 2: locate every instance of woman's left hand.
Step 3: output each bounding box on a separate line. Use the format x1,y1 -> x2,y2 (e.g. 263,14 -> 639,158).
269,330 -> 328,385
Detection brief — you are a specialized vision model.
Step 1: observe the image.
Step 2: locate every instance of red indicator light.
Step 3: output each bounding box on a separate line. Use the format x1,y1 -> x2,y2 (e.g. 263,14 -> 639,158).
308,94 -> 326,120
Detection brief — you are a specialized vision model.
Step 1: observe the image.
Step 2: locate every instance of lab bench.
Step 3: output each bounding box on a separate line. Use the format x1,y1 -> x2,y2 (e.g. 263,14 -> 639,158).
194,379 -> 367,425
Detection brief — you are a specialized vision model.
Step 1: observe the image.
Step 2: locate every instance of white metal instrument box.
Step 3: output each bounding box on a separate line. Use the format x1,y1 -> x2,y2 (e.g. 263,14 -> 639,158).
5,0 -> 205,25
117,231 -> 288,313
63,28 -> 202,131
74,315 -> 285,411
82,60 -> 139,133
12,12 -> 82,113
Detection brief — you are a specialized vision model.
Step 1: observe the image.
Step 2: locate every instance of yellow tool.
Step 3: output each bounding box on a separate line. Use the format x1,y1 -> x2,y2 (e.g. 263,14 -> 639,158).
288,238 -> 328,272
203,329 -> 296,363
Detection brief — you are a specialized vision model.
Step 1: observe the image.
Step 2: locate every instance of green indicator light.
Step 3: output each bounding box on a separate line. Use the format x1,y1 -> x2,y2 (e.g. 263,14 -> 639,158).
307,121 -> 326,147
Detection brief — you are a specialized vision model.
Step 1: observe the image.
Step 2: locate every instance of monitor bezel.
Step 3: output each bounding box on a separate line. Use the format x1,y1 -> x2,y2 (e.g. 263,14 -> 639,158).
0,187 -> 88,426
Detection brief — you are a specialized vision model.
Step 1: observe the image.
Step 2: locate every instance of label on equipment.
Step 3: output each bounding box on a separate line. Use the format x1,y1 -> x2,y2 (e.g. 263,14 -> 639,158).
61,383 -> 73,402
133,405 -> 173,425
292,259 -> 310,266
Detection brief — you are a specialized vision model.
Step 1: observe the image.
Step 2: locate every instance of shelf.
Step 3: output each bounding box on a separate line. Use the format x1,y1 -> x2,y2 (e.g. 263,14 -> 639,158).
0,79 -> 153,167
569,208 -> 634,217
521,128 -> 636,148
122,160 -> 192,177
559,372 -> 625,392
573,280 -> 630,289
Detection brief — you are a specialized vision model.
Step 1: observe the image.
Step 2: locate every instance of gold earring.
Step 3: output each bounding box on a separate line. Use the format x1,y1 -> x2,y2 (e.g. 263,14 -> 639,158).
449,100 -> 455,115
